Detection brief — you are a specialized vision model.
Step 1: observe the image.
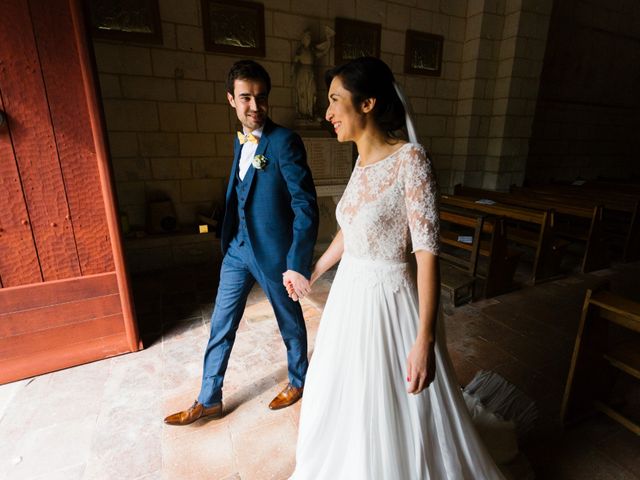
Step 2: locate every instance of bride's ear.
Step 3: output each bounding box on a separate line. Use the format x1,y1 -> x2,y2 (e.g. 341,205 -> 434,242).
361,97 -> 376,114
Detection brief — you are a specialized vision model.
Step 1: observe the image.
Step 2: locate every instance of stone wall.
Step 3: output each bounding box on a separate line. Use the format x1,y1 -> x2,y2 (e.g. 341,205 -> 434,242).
452,0 -> 553,191
527,0 -> 640,183
94,0 -> 553,229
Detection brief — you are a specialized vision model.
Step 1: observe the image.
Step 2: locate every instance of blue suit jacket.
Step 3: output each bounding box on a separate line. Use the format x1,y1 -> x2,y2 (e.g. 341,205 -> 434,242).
221,119 -> 319,281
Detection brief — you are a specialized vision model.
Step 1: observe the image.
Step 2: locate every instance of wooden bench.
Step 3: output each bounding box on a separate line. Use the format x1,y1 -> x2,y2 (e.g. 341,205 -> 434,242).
439,205 -> 520,301
520,184 -> 640,262
562,286 -> 640,434
454,185 -> 608,274
440,194 -> 565,284
581,180 -> 640,196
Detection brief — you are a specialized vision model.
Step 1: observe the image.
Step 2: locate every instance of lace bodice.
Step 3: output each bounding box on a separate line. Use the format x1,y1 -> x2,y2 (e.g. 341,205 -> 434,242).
336,143 -> 440,262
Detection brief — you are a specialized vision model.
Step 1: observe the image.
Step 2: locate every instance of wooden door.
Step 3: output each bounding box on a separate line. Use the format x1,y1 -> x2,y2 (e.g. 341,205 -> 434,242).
0,0 -> 140,384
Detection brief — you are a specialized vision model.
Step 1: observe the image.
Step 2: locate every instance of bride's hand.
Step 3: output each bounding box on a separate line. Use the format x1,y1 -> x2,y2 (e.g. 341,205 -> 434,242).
406,340 -> 436,394
309,268 -> 321,287
282,270 -> 310,301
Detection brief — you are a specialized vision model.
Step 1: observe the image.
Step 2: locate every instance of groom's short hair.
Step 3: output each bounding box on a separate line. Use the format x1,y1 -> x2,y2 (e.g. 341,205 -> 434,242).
226,60 -> 272,96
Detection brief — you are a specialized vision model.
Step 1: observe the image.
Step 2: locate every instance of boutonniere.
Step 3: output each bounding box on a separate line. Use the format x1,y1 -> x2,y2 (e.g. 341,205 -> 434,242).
252,154 -> 268,170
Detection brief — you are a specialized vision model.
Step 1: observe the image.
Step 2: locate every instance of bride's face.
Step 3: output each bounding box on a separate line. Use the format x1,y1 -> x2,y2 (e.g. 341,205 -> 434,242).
325,76 -> 365,142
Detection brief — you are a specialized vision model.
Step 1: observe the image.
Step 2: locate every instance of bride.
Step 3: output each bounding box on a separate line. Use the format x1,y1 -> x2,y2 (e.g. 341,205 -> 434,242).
288,57 -> 505,479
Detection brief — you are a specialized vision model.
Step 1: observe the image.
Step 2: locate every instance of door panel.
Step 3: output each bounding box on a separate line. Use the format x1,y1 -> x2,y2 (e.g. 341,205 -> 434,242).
0,92 -> 42,287
1,0 -> 81,281
30,0 -> 115,275
0,0 -> 139,384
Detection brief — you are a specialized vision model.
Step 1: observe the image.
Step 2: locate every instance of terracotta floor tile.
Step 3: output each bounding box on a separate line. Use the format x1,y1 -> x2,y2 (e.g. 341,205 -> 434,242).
593,427 -> 640,475
231,417 -> 298,480
449,335 -> 517,371
162,317 -> 207,345
491,359 -> 558,402
446,346 -> 482,386
526,439 -> 638,480
84,427 -> 162,479
3,415 -> 96,479
134,471 -> 163,480
0,377 -> 52,443
227,384 -> 293,437
2,262 -> 639,479
163,421 -> 236,479
0,379 -> 27,418
286,398 -> 303,428
30,463 -> 86,480
162,304 -> 204,324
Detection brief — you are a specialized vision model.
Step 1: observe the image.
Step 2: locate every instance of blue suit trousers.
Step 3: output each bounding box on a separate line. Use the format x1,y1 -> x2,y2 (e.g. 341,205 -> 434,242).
198,235 -> 308,406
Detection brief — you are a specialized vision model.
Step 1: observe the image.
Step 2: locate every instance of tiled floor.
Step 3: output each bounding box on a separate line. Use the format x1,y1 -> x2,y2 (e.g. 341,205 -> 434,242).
0,260 -> 639,479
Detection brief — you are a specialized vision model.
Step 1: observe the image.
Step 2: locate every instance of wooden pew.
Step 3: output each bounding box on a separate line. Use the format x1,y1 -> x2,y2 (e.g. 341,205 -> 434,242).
520,184 -> 640,262
438,207 -> 478,306
562,285 -> 640,434
439,205 -> 519,300
454,185 -> 608,274
440,194 -> 565,284
581,180 -> 640,195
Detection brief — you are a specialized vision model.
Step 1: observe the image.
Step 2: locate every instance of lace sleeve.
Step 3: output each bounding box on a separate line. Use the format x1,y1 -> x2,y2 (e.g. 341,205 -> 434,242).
402,145 -> 440,255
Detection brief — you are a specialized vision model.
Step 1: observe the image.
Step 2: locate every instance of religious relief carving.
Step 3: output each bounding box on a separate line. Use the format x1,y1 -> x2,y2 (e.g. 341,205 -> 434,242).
302,137 -> 352,186
334,17 -> 381,65
88,0 -> 163,43
292,27 -> 335,121
404,30 -> 443,77
201,0 -> 265,57
301,137 -> 353,244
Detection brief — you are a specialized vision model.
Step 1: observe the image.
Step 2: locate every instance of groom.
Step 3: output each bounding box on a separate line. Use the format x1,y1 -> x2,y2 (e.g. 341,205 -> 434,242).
165,60 -> 319,426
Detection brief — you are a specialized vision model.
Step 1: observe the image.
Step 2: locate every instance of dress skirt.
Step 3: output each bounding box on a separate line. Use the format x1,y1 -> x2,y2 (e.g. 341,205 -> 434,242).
290,254 -> 505,480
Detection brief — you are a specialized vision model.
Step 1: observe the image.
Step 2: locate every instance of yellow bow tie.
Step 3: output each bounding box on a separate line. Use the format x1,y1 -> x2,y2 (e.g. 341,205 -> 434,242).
237,131 -> 259,145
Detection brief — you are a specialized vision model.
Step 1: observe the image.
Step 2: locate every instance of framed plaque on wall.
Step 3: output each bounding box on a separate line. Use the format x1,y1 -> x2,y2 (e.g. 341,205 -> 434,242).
334,17 -> 381,65
201,0 -> 265,57
404,30 -> 444,76
88,0 -> 163,44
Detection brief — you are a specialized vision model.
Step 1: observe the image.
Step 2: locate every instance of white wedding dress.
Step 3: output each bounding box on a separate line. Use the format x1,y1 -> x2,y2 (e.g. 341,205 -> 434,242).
291,143 -> 505,479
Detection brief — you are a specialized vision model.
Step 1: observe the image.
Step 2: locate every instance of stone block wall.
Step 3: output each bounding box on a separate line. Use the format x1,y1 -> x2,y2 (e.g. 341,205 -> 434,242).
94,0 -> 553,229
452,0 -> 553,191
527,0 -> 640,183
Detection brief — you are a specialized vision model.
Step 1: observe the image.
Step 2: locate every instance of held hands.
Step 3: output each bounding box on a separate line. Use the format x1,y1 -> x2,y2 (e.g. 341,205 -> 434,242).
406,340 -> 436,395
282,270 -> 311,302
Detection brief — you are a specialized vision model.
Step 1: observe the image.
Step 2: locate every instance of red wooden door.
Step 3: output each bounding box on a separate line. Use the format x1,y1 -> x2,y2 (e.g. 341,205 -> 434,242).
0,0 -> 140,384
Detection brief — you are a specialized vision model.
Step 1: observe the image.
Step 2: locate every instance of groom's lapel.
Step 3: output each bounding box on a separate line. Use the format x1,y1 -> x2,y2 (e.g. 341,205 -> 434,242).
225,137 -> 242,204
242,121 -> 272,193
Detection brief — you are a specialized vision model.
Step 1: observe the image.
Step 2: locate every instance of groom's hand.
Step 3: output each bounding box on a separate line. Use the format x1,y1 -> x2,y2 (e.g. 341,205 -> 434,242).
282,270 -> 310,301
284,278 -> 298,302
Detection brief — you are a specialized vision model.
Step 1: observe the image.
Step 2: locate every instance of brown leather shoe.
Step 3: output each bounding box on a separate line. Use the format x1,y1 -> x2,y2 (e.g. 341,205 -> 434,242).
164,400 -> 223,426
269,383 -> 303,410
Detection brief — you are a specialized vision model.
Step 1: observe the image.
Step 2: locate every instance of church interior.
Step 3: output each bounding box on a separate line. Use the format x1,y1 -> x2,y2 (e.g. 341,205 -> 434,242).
0,0 -> 639,478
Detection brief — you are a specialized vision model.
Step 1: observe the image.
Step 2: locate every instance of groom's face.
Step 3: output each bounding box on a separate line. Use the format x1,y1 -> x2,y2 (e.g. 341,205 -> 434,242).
227,78 -> 269,132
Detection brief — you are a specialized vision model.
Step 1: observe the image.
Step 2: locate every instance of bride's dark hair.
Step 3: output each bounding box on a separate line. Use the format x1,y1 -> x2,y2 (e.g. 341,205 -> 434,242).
325,57 -> 405,136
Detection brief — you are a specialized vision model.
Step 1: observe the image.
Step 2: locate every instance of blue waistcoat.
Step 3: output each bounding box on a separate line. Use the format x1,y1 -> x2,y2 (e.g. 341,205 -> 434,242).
221,119 -> 319,281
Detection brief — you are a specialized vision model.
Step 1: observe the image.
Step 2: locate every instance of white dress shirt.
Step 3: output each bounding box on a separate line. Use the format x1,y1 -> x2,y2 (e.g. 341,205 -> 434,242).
238,126 -> 264,181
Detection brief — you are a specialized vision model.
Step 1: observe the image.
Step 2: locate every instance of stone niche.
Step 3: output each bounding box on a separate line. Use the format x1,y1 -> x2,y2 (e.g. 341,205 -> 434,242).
124,231 -> 221,274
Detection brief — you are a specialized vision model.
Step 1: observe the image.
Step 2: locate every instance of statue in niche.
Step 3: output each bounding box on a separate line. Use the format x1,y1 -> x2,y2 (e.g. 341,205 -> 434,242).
293,27 -> 335,121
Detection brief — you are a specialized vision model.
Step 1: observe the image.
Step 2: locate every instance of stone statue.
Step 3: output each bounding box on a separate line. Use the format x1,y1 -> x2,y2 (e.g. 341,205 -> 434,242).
293,27 -> 335,120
